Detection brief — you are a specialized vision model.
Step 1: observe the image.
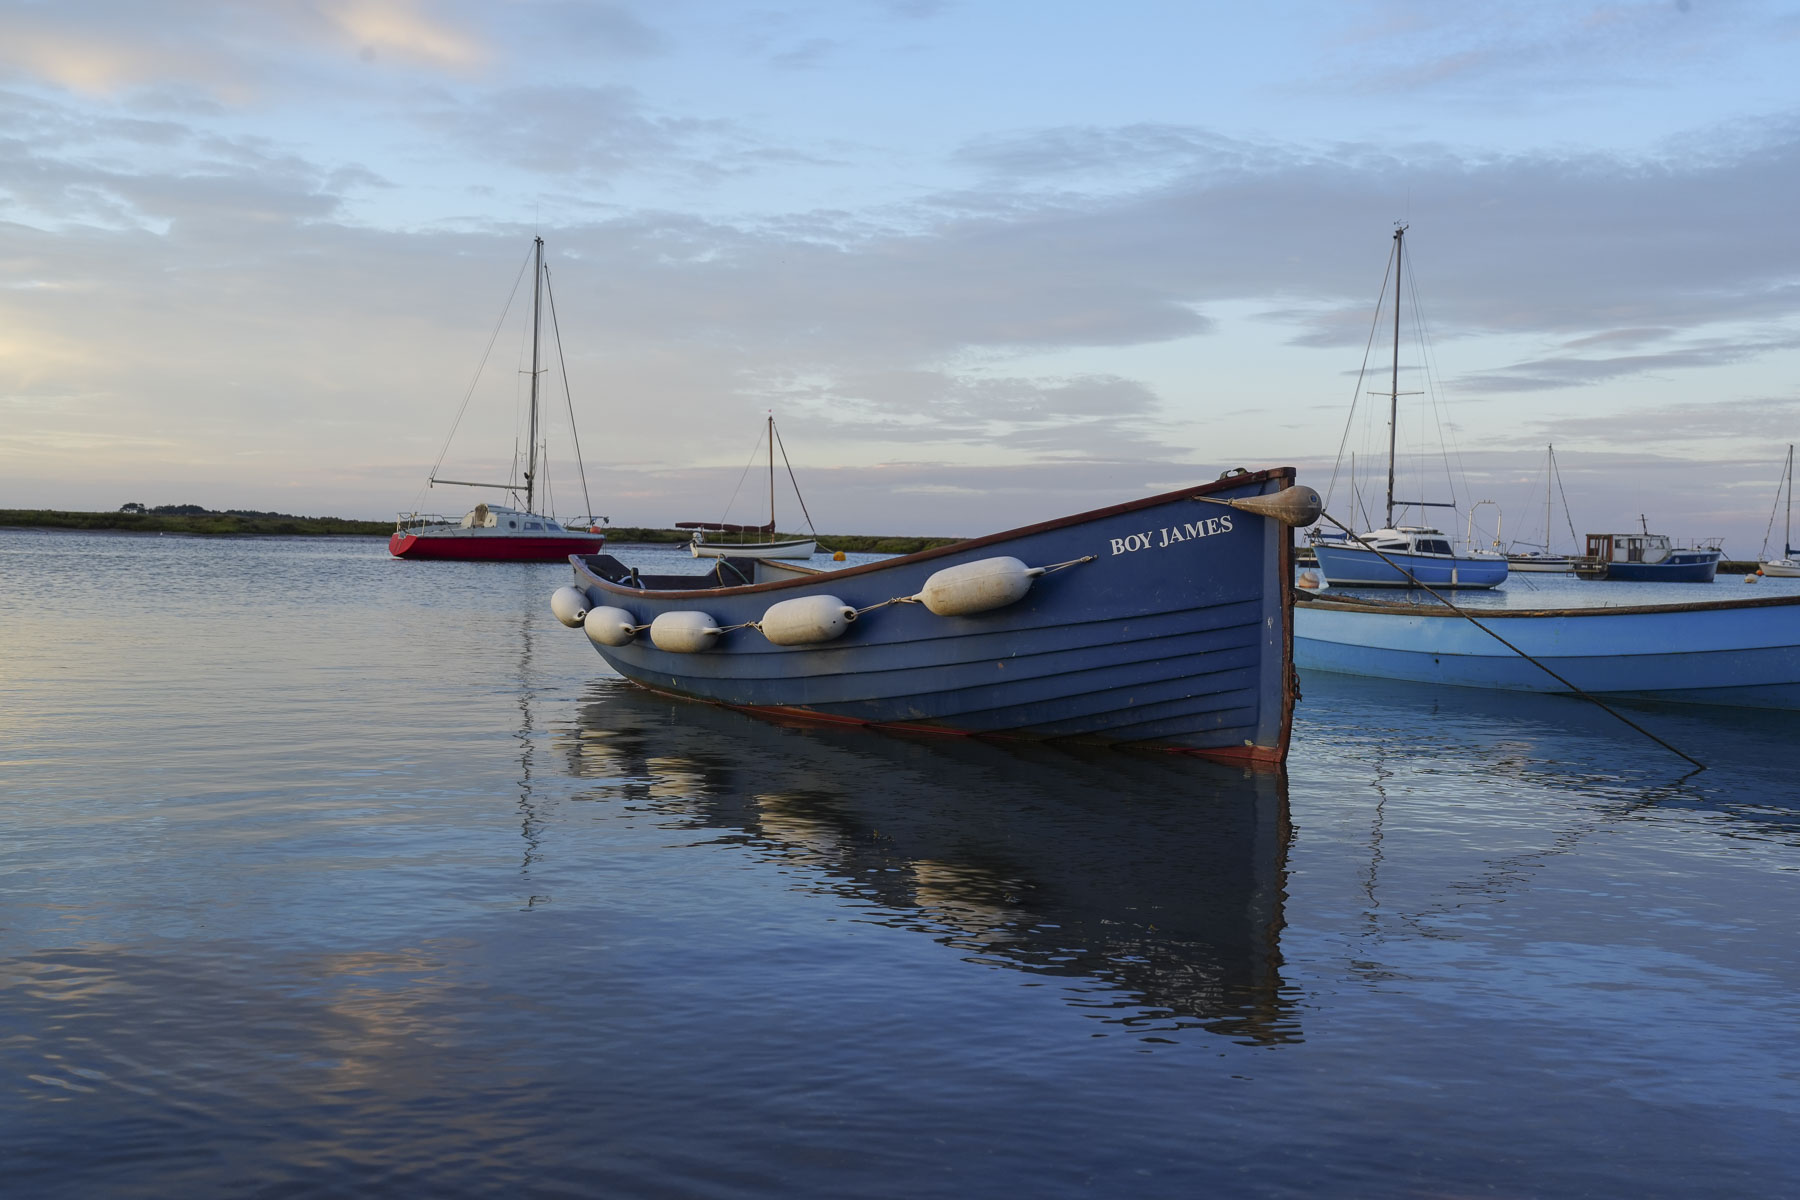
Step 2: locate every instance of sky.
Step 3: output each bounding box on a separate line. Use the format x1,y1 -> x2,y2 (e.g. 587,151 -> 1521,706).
3,0 -> 1799,551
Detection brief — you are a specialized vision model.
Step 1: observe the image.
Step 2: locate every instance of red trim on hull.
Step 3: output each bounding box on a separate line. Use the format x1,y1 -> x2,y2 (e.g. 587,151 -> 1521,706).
390,532 -> 604,562
631,685 -> 1286,770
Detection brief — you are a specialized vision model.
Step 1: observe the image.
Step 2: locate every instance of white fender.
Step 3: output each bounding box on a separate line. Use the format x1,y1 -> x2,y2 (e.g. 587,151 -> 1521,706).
760,594 -> 857,645
914,556 -> 1040,617
649,610 -> 723,653
584,606 -> 639,647
550,586 -> 591,628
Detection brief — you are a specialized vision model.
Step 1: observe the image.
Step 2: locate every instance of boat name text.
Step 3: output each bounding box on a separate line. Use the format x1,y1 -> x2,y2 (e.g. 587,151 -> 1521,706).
1111,515 -> 1233,556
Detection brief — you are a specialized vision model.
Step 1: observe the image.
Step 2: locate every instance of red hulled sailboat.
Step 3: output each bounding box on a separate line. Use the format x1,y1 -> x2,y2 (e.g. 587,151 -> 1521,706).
391,236 -> 606,562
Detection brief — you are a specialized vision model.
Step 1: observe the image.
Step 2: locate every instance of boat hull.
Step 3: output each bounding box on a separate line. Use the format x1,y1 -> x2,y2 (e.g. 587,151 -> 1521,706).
391,530 -> 605,562
1313,543 -> 1508,589
1760,559 -> 1800,578
1506,556 -> 1573,573
569,470 -> 1302,763
689,538 -> 816,560
1295,593 -> 1800,709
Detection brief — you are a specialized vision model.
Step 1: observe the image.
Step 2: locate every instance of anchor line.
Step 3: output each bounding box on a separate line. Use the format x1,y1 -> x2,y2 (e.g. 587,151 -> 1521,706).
1313,509 -> 1704,771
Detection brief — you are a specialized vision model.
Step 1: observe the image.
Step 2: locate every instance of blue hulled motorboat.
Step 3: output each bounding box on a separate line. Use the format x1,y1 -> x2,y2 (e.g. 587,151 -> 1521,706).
1574,530 -> 1721,582
548,468 -> 1321,766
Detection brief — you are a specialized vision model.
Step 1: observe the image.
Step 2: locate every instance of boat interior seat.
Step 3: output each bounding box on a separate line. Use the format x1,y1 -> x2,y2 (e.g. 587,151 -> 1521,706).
577,554 -> 755,591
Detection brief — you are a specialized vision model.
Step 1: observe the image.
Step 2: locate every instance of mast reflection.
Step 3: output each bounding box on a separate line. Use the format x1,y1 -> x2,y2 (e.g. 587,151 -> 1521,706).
559,679 -> 1300,1045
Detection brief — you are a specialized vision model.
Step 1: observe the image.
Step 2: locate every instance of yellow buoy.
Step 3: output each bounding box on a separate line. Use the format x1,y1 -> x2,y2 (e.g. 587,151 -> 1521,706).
832,550 -> 846,561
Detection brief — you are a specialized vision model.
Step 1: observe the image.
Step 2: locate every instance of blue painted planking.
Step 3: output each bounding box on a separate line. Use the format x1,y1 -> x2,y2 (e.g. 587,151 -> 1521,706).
566,469 -> 1302,762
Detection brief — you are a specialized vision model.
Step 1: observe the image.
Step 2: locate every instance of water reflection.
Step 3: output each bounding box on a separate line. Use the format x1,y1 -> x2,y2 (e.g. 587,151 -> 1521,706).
557,679 -> 1300,1044
513,613 -> 550,908
1299,670 -> 1800,846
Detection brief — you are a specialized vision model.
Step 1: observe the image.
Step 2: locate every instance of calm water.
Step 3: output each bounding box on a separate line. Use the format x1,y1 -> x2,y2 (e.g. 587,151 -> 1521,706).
3,531 -> 1797,1197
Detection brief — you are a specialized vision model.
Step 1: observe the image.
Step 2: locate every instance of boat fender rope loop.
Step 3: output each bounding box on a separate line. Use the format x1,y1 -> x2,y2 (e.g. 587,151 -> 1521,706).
1034,555 -> 1096,575
856,596 -> 920,615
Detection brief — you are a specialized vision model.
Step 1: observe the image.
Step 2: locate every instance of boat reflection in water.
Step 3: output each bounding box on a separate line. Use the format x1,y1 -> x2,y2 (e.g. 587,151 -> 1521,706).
558,678 -> 1300,1045
1298,666 -> 1800,816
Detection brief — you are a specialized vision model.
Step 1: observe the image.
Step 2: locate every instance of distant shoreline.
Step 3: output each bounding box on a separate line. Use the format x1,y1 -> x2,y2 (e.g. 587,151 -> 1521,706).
0,509 -> 393,537
0,510 -> 962,554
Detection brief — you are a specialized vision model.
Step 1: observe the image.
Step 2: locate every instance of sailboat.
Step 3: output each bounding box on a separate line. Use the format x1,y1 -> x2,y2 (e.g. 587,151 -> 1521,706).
390,237 -> 606,562
1761,444 -> 1799,578
1505,444 -> 1577,572
677,414 -> 818,560
1312,225 -> 1508,590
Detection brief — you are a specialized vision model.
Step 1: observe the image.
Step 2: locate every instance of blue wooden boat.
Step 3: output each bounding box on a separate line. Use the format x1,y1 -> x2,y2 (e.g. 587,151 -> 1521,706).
1295,592 -> 1800,708
1574,530 -> 1721,582
549,468 -> 1319,765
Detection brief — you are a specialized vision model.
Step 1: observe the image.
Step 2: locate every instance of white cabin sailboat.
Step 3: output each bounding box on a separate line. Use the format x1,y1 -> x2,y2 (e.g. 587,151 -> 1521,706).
1506,445 -> 1577,572
678,414 -> 819,560
1312,225 -> 1507,590
1762,444 -> 1799,578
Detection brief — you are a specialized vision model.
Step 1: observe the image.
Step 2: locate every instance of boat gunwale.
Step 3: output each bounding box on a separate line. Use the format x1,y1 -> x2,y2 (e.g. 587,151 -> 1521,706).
1297,591 -> 1800,619
575,466 -> 1296,599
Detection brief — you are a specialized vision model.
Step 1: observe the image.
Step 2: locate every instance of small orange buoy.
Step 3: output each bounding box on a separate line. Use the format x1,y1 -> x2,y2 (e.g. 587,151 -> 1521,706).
832,550 -> 846,561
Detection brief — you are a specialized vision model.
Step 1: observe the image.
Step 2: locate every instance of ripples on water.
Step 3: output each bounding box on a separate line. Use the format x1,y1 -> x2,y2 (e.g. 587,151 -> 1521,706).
2,532 -> 1796,1197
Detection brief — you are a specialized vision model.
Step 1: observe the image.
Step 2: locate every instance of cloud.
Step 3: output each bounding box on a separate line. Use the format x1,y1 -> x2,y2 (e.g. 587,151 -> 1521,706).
770,38 -> 838,70
1534,394 -> 1800,443
877,0 -> 951,19
323,0 -> 488,72
1322,0 -> 1772,102
525,1 -> 669,57
752,370 -> 1168,459
1456,332 -> 1800,393
416,85 -> 837,186
0,1 -> 663,103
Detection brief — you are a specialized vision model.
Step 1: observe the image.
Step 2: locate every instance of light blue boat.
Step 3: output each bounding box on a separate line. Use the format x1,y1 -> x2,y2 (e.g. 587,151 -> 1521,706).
1295,592 -> 1800,709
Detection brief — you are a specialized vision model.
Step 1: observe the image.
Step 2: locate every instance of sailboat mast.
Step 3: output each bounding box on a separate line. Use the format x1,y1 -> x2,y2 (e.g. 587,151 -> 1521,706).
1787,443 -> 1794,556
767,413 -> 775,544
1386,225 -> 1404,528
1546,444 -> 1555,552
526,235 -> 544,515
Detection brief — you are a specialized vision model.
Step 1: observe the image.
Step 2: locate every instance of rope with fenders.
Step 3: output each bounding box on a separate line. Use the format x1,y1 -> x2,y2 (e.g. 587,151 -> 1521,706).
851,555 -> 1096,616
1311,509 -> 1704,771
